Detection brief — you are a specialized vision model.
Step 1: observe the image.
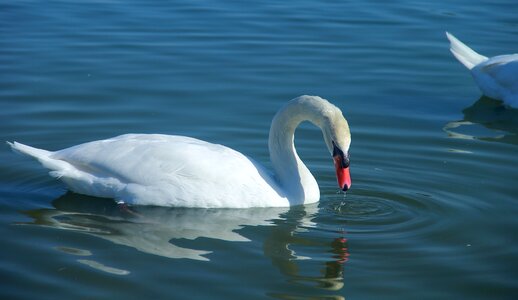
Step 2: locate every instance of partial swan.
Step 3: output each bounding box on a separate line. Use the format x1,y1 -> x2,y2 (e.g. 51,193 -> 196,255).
446,32 -> 518,106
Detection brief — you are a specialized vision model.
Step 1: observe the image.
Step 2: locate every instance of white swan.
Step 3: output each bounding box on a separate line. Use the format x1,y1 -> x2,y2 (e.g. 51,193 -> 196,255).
446,32 -> 518,106
8,95 -> 352,208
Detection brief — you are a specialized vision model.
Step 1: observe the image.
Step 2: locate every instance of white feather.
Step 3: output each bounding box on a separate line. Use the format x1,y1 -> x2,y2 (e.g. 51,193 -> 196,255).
446,32 -> 518,106
446,32 -> 487,70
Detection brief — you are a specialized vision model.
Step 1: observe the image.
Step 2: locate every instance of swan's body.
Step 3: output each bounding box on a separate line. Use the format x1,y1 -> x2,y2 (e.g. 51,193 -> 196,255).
446,32 -> 518,106
8,96 -> 351,208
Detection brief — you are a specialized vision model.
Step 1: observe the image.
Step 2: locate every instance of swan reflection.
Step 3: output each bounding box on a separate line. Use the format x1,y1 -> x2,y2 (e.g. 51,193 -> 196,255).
264,205 -> 349,299
21,193 -> 349,297
21,192 -> 294,261
444,96 -> 518,144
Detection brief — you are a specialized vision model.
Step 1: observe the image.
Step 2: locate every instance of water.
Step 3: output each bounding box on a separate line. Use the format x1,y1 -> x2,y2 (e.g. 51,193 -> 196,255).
1,0 -> 517,299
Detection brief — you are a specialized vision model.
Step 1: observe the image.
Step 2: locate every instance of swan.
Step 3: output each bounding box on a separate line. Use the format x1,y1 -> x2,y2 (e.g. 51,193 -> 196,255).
8,95 -> 352,208
446,32 -> 518,106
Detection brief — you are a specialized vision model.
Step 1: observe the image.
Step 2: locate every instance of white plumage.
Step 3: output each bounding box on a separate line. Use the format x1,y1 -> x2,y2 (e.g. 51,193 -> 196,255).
8,96 -> 352,208
11,134 -> 282,207
446,32 -> 518,106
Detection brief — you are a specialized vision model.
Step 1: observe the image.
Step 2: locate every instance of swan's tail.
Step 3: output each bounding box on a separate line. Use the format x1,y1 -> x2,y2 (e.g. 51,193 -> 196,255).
7,141 -> 72,178
446,32 -> 487,70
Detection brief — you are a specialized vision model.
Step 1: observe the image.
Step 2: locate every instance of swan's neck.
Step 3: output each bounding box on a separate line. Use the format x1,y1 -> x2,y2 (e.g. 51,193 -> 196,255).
268,98 -> 326,204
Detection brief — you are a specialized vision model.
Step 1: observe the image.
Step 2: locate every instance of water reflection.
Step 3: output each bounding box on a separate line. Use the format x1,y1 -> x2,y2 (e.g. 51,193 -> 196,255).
21,192 -> 289,261
20,193 -> 348,297
265,206 -> 348,299
444,96 -> 518,144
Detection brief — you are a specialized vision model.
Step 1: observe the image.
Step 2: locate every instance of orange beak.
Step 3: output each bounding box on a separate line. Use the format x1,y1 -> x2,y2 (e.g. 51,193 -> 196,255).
334,155 -> 351,192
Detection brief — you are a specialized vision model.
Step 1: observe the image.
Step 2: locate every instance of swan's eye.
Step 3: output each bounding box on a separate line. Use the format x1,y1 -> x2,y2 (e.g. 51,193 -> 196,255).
342,152 -> 350,168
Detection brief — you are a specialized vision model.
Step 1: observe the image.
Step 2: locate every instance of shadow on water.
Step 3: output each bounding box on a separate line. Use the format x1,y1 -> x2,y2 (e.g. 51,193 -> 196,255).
18,192 -> 348,297
444,96 -> 518,144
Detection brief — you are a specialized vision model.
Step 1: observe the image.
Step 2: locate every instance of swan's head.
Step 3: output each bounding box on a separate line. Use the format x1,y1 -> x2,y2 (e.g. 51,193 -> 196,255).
318,99 -> 352,192
296,96 -> 351,191
270,95 -> 352,193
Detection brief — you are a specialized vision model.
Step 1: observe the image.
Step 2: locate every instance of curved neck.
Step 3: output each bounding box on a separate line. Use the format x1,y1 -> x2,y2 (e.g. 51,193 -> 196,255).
268,97 -> 325,205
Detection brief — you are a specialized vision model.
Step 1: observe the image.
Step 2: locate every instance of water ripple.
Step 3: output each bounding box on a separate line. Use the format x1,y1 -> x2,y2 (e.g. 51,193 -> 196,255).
321,188 -> 440,239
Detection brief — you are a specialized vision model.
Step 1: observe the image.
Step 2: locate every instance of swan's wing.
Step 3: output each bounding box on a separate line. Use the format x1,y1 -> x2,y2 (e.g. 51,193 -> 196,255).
479,54 -> 518,91
51,134 -> 284,207
52,134 -> 228,184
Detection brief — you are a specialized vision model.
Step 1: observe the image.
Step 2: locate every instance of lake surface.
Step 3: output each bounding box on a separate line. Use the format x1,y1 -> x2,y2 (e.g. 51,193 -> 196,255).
1,0 -> 517,299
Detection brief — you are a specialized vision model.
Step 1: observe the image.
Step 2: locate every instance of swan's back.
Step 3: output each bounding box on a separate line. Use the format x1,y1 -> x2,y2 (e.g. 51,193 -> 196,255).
54,134 -> 229,186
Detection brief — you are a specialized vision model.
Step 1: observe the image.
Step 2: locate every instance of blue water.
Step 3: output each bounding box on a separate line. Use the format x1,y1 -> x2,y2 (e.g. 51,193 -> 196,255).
1,0 -> 518,299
